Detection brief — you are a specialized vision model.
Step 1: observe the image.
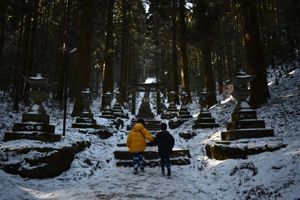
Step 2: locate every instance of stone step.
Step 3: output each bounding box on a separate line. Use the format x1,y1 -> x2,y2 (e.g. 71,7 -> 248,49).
195,118 -> 216,123
3,131 -> 61,142
177,114 -> 192,119
75,118 -> 96,124
114,147 -> 191,167
79,112 -> 94,118
72,123 -> 101,129
13,123 -> 55,133
227,119 -> 265,130
114,148 -> 191,160
192,123 -> 219,129
127,120 -> 162,131
116,158 -> 190,167
205,139 -> 287,160
198,112 -> 212,118
232,110 -> 257,121
22,113 -> 50,124
221,128 -> 274,141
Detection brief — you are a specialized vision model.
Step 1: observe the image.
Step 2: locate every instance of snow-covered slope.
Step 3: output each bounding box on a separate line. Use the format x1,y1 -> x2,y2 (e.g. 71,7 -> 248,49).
0,67 -> 299,200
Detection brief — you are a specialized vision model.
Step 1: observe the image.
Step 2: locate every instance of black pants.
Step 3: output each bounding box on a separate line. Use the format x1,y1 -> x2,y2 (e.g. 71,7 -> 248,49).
160,155 -> 171,171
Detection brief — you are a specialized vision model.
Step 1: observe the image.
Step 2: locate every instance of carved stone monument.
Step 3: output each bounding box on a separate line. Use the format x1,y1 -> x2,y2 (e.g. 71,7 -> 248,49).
4,73 -> 61,142
193,90 -> 219,129
221,69 -> 274,140
112,92 -> 128,118
161,91 -> 178,119
101,92 -> 116,119
205,68 -> 284,160
72,88 -> 101,129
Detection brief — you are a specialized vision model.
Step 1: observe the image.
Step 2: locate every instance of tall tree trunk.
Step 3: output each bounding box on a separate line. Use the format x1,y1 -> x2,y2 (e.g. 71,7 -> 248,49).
202,39 -> 217,107
13,6 -> 32,110
72,0 -> 95,116
217,53 -> 224,95
170,0 -> 179,99
102,0 -> 115,108
0,1 -> 7,71
119,0 -> 129,104
241,0 -> 270,107
178,0 -> 191,101
56,0 -> 70,103
23,0 -> 40,104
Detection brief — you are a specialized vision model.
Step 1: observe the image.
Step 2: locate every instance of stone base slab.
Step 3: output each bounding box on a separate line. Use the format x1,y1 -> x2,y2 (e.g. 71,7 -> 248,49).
205,139 -> 287,160
4,131 -> 61,142
221,128 -> 274,141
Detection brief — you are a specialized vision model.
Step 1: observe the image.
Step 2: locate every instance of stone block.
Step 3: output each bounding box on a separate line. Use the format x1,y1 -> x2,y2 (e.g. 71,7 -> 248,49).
3,131 -> 61,142
227,119 -> 265,130
221,128 -> 274,141
22,113 -> 50,124
205,140 -> 286,160
13,123 -> 55,133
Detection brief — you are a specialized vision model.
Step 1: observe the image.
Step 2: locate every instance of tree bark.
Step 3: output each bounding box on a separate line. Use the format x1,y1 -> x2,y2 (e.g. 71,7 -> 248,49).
72,0 -> 95,116
241,0 -> 270,107
170,0 -> 179,99
202,39 -> 217,107
178,0 -> 191,101
102,0 -> 115,94
119,0 -> 130,104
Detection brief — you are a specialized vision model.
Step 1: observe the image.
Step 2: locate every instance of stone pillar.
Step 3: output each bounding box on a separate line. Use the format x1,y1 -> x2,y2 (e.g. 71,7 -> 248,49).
101,91 -> 115,119
131,88 -> 136,115
177,91 -> 192,120
4,73 -> 61,142
193,90 -> 219,129
161,90 -> 178,119
156,89 -> 161,115
221,68 -> 274,140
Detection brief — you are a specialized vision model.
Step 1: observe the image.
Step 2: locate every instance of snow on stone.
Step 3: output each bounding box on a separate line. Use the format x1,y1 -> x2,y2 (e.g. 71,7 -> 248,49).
0,67 -> 300,199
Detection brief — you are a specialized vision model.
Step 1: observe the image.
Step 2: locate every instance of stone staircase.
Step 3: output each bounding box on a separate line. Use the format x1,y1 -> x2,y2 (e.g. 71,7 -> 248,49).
115,91 -> 191,167
193,110 -> 219,129
206,101 -> 285,160
4,110 -> 61,142
114,146 -> 191,167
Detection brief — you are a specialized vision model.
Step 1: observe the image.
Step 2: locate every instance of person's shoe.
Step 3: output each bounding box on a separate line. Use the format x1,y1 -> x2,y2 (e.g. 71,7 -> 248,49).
167,168 -> 171,176
140,168 -> 144,172
134,169 -> 138,175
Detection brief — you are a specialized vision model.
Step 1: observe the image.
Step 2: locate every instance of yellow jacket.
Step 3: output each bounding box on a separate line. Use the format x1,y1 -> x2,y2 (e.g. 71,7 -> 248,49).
127,123 -> 153,153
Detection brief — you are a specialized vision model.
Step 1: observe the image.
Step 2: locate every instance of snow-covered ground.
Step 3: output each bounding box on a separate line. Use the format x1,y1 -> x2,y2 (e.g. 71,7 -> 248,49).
0,67 -> 300,200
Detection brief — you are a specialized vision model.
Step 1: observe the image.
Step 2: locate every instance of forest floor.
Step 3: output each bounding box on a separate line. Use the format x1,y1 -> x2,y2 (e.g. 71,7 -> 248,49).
0,67 -> 300,200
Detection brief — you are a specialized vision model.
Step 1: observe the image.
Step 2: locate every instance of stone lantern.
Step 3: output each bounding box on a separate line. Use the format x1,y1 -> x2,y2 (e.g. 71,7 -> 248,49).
169,90 -> 177,104
104,92 -> 112,110
81,88 -> 92,113
180,91 -> 188,105
72,88 -> 101,129
112,91 -> 128,118
177,90 -> 192,120
161,90 -> 178,119
232,68 -> 254,114
22,73 -> 51,123
199,89 -> 210,112
193,88 -> 219,129
4,73 -> 61,142
25,73 -> 49,114
101,91 -> 115,119
205,67 -> 278,160
220,67 -> 274,140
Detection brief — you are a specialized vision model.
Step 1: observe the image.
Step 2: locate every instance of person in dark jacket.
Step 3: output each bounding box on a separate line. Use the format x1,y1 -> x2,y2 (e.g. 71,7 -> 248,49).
153,123 -> 175,176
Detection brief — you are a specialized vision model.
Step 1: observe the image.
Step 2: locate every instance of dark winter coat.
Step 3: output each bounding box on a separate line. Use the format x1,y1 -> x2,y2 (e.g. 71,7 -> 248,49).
153,130 -> 175,157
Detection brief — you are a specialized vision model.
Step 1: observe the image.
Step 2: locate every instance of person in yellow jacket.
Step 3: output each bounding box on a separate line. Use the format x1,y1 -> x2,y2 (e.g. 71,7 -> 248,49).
127,119 -> 154,174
